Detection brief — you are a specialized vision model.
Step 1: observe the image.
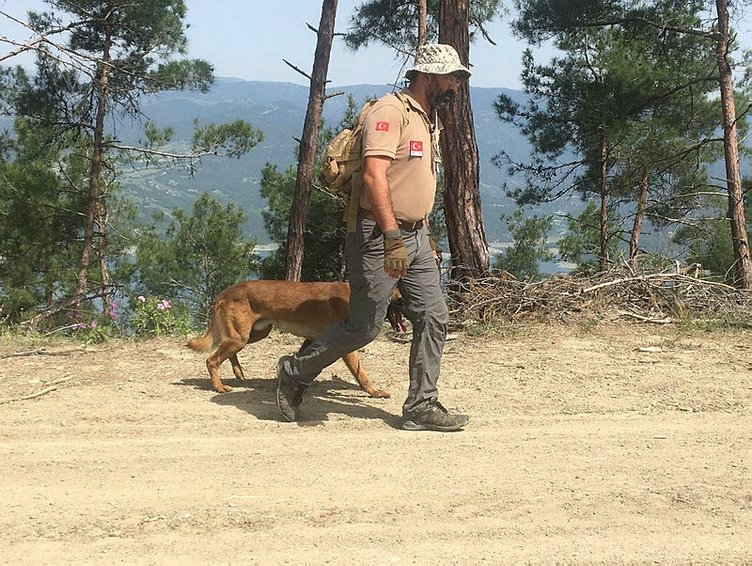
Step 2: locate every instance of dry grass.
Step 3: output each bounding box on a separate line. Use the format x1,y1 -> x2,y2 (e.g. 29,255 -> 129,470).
447,266 -> 752,327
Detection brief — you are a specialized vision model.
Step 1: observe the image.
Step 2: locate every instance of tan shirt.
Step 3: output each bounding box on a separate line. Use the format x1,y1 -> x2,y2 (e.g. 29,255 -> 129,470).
360,90 -> 435,222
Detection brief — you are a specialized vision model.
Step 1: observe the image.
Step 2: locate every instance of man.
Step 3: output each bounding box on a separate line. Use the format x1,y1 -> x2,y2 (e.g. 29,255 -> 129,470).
277,44 -> 470,432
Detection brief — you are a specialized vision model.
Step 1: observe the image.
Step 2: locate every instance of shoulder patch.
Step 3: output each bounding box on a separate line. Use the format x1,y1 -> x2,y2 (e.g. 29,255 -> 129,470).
375,121 -> 390,132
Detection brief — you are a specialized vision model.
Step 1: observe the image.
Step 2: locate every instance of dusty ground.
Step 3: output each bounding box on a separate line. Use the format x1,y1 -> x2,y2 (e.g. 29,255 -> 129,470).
1,321 -> 750,564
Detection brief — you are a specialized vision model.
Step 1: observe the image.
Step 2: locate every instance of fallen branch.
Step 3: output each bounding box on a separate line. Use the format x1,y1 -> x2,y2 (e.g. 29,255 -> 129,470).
0,375 -> 74,405
617,310 -> 673,324
582,273 -> 675,293
1,347 -> 87,358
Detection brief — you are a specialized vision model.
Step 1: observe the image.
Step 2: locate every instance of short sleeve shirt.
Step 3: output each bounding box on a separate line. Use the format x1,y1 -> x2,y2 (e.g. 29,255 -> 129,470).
360,90 -> 436,222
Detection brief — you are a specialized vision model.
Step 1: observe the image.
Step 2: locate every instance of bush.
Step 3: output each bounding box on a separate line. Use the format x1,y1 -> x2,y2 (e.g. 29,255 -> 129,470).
60,304 -> 120,344
130,295 -> 193,337
66,317 -> 115,344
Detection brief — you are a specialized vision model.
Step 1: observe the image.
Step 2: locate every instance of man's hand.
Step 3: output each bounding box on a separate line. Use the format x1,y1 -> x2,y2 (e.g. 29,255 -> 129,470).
428,233 -> 442,267
384,230 -> 409,278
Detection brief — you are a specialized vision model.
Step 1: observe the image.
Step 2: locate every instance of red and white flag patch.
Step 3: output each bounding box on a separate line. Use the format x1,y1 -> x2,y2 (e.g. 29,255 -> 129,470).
409,140 -> 424,157
375,121 -> 390,132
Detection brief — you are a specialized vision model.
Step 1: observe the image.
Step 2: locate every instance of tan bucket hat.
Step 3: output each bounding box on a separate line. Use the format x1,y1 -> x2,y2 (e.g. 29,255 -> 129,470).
406,43 -> 471,80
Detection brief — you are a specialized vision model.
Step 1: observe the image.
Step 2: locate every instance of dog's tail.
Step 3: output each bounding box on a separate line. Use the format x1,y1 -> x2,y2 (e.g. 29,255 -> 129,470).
186,298 -> 227,353
185,331 -> 215,353
186,311 -> 219,353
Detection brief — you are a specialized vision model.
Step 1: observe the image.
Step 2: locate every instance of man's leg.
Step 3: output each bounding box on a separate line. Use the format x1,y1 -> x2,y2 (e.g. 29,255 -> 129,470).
277,217 -> 397,420
398,226 -> 449,414
398,226 -> 468,431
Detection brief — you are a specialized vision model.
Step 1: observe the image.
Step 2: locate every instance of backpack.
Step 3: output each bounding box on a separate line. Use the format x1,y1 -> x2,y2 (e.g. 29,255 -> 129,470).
321,93 -> 410,232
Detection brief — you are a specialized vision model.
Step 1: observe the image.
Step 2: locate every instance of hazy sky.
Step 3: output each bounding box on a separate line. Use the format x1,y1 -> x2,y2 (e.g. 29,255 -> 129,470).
0,0 -> 554,88
1,1 -> 750,89
179,0 -> 542,88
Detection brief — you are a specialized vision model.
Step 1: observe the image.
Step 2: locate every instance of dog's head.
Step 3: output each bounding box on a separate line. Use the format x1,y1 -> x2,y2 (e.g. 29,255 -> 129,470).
386,288 -> 407,333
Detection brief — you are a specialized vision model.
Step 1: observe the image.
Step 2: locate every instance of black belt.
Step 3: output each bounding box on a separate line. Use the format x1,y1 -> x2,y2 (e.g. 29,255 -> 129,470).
359,208 -> 425,231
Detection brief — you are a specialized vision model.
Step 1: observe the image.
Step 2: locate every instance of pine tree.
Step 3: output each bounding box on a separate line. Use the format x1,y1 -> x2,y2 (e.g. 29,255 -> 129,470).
505,0 -> 751,284
498,0 -> 741,275
5,1 -> 262,326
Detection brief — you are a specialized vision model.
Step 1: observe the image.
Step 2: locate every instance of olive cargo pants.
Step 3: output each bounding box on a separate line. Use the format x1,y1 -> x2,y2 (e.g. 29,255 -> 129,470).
279,216 -> 449,415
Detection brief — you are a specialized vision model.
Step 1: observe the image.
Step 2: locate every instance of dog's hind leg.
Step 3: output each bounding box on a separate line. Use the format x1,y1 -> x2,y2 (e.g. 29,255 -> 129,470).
223,319 -> 276,386
206,339 -> 249,393
229,354 -> 245,381
227,323 -> 273,382
341,351 -> 390,398
294,339 -> 389,398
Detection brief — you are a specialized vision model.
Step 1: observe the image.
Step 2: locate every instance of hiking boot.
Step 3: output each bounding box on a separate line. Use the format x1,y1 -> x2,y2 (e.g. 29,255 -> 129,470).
401,401 -> 469,432
276,356 -> 305,422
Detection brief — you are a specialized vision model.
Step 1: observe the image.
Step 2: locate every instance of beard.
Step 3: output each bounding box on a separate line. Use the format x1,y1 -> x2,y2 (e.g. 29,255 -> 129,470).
428,82 -> 456,110
436,89 -> 455,109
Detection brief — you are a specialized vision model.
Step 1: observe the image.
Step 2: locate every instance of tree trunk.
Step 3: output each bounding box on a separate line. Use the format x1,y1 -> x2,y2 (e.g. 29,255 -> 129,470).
96,203 -> 112,319
74,24 -> 112,305
284,0 -> 338,281
438,0 -> 490,281
715,0 -> 752,289
598,126 -> 609,271
629,172 -> 649,269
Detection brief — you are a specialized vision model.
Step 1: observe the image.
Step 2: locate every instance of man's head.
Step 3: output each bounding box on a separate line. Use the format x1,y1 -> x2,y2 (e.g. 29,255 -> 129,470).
406,44 -> 471,109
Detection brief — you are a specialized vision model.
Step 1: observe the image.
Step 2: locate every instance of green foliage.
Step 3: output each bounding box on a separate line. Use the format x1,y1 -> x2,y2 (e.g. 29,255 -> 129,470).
144,122 -> 174,147
192,119 -> 264,158
0,110 -> 84,324
497,0 -> 726,273
27,1 -> 207,116
345,0 -> 504,53
671,179 -> 752,284
492,209 -> 554,280
151,59 -> 214,93
559,201 -> 621,274
135,193 -> 258,324
673,195 -> 738,283
129,295 -> 193,337
259,163 -> 348,281
4,1 -> 263,327
65,317 -> 116,345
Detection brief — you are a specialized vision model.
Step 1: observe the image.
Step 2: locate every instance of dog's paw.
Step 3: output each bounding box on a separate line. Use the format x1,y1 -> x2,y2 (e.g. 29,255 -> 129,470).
368,389 -> 391,399
215,384 -> 233,393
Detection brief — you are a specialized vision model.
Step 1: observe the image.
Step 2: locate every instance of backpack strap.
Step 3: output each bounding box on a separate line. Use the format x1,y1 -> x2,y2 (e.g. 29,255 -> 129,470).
344,92 -> 411,233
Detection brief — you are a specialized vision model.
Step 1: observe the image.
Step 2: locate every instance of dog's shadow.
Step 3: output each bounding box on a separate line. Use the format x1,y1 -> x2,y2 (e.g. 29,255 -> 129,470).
175,375 -> 401,428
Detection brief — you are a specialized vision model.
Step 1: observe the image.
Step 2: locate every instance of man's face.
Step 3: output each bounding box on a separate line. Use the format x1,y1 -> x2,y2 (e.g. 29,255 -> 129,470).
427,72 -> 462,110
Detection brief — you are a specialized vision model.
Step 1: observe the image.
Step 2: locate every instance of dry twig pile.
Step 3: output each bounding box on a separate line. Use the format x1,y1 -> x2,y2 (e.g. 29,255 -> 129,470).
448,267 -> 752,325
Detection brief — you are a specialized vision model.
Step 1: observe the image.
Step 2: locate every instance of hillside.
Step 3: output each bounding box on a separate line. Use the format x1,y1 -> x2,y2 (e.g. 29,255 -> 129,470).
4,76 -> 748,256
118,79 -> 567,244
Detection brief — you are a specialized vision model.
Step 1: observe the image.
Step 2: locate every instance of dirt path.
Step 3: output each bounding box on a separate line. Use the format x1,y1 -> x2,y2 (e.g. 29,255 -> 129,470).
1,324 -> 750,564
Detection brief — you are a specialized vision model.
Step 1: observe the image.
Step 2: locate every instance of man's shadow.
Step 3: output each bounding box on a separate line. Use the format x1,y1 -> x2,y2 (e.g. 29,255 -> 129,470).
176,375 -> 401,428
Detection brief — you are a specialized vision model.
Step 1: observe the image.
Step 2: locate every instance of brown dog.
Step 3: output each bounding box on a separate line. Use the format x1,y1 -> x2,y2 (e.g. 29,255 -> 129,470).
186,280 -> 399,397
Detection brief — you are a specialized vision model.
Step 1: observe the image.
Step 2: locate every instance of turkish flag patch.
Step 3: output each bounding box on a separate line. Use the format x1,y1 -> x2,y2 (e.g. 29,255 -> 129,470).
375,121 -> 390,132
409,140 -> 424,157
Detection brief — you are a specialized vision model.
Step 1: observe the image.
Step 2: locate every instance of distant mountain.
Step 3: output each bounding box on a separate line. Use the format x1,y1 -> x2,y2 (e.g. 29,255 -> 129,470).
7,76 -> 748,254
118,78 -> 546,244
